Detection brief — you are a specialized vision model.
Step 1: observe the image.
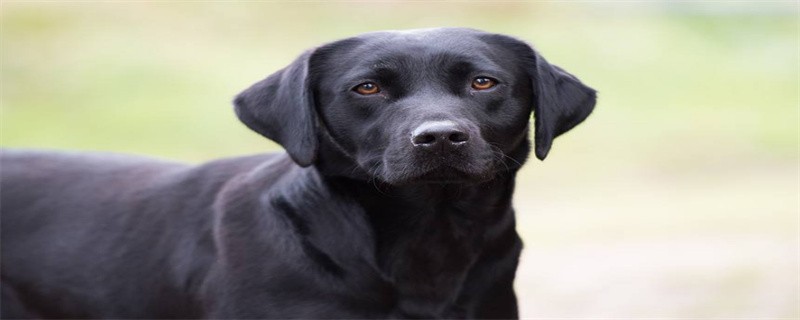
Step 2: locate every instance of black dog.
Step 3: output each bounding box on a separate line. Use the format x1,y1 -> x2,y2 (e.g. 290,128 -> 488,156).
0,28 -> 595,319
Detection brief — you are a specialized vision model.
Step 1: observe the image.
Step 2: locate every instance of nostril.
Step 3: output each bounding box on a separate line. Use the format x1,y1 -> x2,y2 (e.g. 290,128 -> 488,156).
411,121 -> 469,148
413,133 -> 437,145
448,132 -> 469,143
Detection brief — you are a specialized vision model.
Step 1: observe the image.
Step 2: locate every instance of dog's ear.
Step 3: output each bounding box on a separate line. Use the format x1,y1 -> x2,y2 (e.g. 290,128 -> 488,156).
482,33 -> 596,160
234,50 -> 318,167
530,53 -> 596,160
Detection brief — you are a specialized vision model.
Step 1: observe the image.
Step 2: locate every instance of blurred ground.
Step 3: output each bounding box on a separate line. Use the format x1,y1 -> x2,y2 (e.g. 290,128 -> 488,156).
1,2 -> 798,318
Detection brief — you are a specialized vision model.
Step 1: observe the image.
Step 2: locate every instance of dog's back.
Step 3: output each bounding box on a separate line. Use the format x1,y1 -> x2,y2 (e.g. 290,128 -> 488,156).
0,150 -> 276,318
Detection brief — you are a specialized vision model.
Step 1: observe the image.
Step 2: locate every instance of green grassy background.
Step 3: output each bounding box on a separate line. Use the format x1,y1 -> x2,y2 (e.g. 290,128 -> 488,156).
2,2 -> 798,318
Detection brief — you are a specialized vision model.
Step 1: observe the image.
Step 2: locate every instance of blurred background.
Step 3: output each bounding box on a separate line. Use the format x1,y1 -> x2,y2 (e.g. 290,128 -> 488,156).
2,1 -> 797,318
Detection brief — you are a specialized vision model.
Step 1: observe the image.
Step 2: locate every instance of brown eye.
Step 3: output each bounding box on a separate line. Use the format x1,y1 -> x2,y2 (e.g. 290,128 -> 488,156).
354,82 -> 380,95
471,77 -> 497,90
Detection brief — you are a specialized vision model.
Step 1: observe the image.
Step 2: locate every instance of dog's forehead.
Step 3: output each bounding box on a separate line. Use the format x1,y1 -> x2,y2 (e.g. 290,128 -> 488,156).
354,28 -> 493,57
316,28 -> 515,77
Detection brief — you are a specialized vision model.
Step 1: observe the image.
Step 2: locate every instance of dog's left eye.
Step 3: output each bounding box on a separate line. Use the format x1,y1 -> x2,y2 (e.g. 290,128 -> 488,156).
471,77 -> 497,90
353,82 -> 380,95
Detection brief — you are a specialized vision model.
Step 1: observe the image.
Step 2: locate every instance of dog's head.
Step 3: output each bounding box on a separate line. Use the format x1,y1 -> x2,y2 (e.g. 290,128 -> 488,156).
235,28 -> 595,185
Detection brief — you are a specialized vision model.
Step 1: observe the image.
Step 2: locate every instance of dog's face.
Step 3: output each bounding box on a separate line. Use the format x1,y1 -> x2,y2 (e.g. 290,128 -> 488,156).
235,28 -> 595,185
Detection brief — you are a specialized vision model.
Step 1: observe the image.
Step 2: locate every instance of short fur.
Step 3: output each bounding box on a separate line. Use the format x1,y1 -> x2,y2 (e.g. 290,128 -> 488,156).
0,28 -> 595,319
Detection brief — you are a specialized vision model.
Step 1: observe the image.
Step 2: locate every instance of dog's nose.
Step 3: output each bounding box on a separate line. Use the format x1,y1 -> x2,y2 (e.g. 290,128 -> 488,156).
411,121 -> 469,151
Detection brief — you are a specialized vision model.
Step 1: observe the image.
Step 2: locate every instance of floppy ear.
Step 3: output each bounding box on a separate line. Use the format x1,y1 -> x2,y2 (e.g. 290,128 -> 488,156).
531,53 -> 597,160
234,50 -> 318,167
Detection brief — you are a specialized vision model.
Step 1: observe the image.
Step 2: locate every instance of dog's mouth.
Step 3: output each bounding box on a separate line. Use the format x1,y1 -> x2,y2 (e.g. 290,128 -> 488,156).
412,166 -> 491,184
365,137 -> 502,186
378,160 -> 495,186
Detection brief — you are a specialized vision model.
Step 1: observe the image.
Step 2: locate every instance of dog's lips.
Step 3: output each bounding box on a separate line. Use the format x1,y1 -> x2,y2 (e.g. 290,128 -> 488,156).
385,162 -> 493,185
377,143 -> 498,185
415,168 -> 480,183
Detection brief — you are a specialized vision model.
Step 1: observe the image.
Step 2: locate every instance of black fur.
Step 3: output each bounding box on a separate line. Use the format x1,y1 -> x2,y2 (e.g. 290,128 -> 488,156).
0,28 -> 595,319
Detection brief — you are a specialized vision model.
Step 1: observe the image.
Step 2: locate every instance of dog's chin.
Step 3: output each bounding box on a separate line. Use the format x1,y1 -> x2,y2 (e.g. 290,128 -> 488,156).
413,168 -> 493,184
379,164 -> 495,186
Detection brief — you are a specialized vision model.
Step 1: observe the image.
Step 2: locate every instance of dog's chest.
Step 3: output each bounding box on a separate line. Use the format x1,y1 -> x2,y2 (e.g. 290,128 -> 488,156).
214,172 -> 511,318
374,205 -> 487,317
295,194 -> 490,316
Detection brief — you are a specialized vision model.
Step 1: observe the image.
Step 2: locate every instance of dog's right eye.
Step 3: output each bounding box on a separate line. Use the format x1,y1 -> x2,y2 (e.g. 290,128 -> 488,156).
353,82 -> 380,95
471,77 -> 497,90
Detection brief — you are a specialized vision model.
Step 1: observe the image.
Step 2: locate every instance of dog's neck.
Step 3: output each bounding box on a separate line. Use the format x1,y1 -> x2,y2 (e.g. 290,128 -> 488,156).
320,172 -> 518,317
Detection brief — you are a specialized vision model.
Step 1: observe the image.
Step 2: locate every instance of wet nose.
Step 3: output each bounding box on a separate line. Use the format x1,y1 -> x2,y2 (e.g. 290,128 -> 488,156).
410,121 -> 470,151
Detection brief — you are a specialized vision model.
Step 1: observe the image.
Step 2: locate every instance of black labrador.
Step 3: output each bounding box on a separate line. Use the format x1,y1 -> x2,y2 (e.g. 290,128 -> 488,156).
0,28 -> 595,319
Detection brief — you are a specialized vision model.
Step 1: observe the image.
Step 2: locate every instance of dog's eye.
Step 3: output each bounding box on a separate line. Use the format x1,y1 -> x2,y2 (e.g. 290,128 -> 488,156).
471,77 -> 497,90
354,82 -> 380,95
